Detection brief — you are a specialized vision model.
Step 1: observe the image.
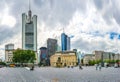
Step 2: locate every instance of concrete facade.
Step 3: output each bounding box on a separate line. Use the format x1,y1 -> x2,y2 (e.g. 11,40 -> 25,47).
83,54 -> 95,65
5,44 -> 14,62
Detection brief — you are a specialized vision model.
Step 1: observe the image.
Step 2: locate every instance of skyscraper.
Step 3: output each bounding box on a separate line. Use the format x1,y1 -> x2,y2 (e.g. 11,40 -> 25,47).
61,33 -> 67,51
47,38 -> 57,57
22,3 -> 37,52
61,32 -> 71,51
67,36 -> 70,50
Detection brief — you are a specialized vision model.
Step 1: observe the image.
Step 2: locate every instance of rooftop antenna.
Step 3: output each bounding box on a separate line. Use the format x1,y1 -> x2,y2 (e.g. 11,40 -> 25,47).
29,0 -> 31,11
28,0 -> 32,22
63,27 -> 64,33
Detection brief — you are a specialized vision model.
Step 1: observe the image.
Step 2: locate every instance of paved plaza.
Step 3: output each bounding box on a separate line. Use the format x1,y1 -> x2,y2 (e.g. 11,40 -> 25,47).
0,66 -> 120,82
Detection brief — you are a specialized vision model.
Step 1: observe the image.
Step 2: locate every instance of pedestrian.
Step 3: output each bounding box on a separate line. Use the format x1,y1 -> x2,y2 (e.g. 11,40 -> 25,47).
79,64 -> 83,70
99,64 -> 102,71
95,64 -> 98,70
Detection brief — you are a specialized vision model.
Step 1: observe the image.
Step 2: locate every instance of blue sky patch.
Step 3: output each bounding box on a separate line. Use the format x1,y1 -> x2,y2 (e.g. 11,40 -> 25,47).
110,32 -> 118,40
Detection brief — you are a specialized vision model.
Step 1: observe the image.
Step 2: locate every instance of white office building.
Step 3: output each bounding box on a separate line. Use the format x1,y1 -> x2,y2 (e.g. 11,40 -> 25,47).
22,6 -> 37,52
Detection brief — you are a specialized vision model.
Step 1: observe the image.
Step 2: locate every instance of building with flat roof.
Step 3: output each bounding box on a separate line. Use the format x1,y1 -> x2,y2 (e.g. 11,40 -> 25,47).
61,32 -> 71,51
47,38 -> 57,57
5,44 -> 14,62
93,50 -> 118,61
39,47 -> 49,66
50,51 -> 77,67
83,54 -> 95,65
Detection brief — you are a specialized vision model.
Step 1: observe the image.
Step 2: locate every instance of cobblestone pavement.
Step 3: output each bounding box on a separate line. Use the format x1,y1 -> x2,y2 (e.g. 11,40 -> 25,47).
0,66 -> 120,82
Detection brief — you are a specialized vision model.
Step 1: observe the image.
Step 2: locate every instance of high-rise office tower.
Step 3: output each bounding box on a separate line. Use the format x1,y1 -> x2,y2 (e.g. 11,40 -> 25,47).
61,32 -> 71,51
47,38 -> 57,57
22,2 -> 37,52
61,33 -> 67,51
67,36 -> 70,50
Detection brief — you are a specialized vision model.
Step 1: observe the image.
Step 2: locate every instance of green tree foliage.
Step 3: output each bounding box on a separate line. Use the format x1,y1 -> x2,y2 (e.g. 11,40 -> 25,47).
88,59 -> 120,66
104,59 -> 116,63
0,62 -> 6,66
88,60 -> 101,66
12,49 -> 36,63
88,60 -> 96,66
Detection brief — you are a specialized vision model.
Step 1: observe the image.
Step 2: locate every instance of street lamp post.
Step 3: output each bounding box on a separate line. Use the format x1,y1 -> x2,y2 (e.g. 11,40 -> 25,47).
118,54 -> 120,67
101,52 -> 104,67
112,53 -> 115,62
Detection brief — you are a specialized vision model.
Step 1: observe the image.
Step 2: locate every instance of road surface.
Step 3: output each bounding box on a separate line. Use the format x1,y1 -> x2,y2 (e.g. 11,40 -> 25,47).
0,66 -> 120,82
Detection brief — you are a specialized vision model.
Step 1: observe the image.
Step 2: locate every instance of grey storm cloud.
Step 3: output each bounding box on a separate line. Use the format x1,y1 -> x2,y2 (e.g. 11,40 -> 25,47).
0,0 -> 88,44
32,0 -> 88,27
105,1 -> 120,26
0,24 -> 20,45
0,26 -> 13,43
1,0 -> 120,52
112,3 -> 120,25
8,0 -> 88,27
94,0 -> 120,26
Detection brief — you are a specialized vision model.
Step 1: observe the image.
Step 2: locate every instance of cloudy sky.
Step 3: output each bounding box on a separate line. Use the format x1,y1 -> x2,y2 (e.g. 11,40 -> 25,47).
0,0 -> 120,60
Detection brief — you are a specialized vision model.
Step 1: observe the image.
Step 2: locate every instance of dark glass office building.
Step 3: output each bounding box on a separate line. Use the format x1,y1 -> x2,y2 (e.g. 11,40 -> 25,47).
47,38 -> 57,57
39,47 -> 50,66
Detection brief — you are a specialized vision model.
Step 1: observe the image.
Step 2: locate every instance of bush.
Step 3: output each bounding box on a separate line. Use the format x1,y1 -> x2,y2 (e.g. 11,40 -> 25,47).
0,62 -> 6,66
88,60 -> 96,66
88,60 -> 101,66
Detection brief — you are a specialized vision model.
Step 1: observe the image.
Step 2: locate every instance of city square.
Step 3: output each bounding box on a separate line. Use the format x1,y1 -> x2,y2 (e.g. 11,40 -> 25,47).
0,0 -> 120,82
0,66 -> 120,82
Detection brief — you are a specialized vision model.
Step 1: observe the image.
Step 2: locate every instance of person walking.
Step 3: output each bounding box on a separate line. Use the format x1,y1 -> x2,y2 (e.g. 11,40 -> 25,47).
99,64 -> 102,71
79,64 -> 83,70
95,64 -> 98,70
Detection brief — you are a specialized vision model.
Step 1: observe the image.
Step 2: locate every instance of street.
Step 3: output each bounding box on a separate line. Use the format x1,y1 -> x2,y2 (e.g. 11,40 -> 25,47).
0,66 -> 120,82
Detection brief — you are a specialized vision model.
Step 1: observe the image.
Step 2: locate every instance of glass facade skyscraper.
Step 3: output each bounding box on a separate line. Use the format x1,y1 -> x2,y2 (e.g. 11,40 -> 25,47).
61,33 -> 67,51
22,8 -> 37,51
67,36 -> 70,50
61,33 -> 71,51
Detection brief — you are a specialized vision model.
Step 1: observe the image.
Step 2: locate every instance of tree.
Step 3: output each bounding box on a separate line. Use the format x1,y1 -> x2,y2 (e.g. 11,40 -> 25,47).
0,62 -> 6,66
12,49 -> 36,64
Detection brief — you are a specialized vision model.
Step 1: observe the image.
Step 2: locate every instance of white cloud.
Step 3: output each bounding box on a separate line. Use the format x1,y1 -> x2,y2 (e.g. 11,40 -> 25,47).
1,15 -> 16,27
0,4 -> 16,28
1,0 -> 120,60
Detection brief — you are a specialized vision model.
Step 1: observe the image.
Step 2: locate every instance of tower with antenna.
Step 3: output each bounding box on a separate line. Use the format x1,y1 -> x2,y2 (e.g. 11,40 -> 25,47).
61,27 -> 71,51
63,27 -> 64,33
28,0 -> 32,23
22,0 -> 37,52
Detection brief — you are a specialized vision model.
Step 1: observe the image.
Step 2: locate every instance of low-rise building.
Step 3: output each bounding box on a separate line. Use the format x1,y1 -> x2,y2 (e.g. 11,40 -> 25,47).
5,44 -> 14,63
50,51 -> 77,67
39,47 -> 50,66
83,54 -> 95,65
93,50 -> 119,61
114,54 -> 120,60
93,51 -> 103,60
